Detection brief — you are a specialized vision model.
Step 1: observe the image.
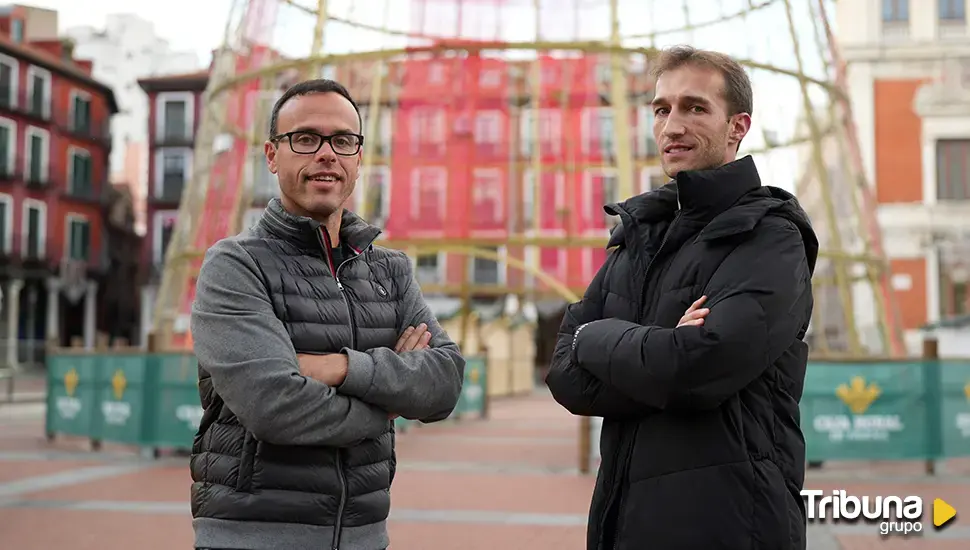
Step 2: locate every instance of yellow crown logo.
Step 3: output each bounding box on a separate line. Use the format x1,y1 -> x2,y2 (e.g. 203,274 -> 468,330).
469,366 -> 480,384
64,368 -> 79,397
111,370 -> 127,400
964,382 -> 970,402
836,376 -> 881,415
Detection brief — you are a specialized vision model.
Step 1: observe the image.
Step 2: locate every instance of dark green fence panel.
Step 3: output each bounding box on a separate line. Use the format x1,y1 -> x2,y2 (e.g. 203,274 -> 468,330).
145,353 -> 201,450
90,353 -> 149,445
938,360 -> 970,457
450,355 -> 487,419
45,354 -> 100,438
47,352 -> 493,453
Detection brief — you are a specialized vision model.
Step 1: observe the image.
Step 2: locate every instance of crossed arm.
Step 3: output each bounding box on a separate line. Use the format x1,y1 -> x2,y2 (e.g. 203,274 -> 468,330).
570,222 -> 812,412
301,269 -> 466,425
545,252 -> 661,419
191,240 -> 465,448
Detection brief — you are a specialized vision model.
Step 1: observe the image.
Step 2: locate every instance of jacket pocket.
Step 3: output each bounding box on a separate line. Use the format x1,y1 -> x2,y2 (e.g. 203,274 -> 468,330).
235,431 -> 258,493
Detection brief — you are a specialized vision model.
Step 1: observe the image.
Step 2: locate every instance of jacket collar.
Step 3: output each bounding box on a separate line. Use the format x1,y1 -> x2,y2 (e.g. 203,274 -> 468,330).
675,154 -> 762,222
258,197 -> 382,252
605,155 -> 764,248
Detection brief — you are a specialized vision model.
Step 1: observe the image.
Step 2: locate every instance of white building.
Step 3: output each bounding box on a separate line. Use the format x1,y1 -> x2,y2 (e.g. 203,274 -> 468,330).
63,14 -> 200,235
835,0 -> 970,355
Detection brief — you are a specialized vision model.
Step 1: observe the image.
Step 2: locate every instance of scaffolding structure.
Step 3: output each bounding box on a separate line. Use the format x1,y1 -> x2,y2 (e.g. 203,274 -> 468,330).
151,0 -> 905,364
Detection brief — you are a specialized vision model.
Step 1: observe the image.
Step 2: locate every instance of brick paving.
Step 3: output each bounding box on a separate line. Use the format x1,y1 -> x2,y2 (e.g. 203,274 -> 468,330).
2,389 -> 970,549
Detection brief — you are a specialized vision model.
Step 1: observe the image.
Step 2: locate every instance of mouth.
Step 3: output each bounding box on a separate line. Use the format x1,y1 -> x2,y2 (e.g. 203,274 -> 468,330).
664,144 -> 694,155
307,172 -> 340,184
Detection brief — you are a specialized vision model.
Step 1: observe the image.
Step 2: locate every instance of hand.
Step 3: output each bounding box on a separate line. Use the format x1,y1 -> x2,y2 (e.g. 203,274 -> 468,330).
297,353 -> 349,386
676,296 -> 710,328
394,323 -> 432,352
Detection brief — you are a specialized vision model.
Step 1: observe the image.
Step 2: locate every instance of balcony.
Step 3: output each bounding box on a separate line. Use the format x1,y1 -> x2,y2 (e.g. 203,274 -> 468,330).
54,115 -> 112,148
0,234 -> 52,274
155,125 -> 194,148
149,177 -> 185,205
61,181 -> 107,205
0,88 -> 51,123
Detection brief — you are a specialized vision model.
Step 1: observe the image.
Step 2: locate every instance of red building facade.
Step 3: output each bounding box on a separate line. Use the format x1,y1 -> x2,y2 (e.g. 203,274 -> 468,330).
374,53 -> 660,297
0,5 -> 118,351
136,71 -> 208,282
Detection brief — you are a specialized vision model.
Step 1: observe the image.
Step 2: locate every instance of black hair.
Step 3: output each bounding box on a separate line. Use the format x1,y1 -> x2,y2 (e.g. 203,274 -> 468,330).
268,78 -> 362,138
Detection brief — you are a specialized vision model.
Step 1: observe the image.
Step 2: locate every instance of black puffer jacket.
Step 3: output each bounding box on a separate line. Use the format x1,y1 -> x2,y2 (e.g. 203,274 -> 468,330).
547,156 -> 817,550
189,199 -> 465,550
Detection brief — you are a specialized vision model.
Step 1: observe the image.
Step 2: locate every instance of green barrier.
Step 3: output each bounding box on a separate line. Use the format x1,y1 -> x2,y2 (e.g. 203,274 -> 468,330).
450,355 -> 487,419
47,352 -> 489,449
46,353 -> 203,455
801,360 -> 970,462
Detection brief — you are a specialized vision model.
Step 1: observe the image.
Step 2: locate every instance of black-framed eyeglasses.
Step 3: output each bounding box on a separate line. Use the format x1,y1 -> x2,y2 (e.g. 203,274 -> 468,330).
271,131 -> 364,156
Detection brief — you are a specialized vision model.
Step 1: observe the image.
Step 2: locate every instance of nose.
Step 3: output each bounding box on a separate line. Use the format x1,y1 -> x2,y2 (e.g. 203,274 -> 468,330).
314,139 -> 338,163
661,113 -> 686,140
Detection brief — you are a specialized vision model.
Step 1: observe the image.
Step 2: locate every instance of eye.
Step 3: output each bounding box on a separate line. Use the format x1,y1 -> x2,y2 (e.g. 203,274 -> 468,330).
690,105 -> 706,113
654,107 -> 669,116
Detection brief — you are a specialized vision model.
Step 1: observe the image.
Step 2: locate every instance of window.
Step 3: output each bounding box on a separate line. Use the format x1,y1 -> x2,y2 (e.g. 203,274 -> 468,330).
415,253 -> 441,285
474,111 -> 502,157
22,200 -> 45,260
66,215 -> 91,261
156,149 -> 190,200
882,0 -> 909,22
479,68 -> 501,87
409,108 -> 446,155
598,108 -> 614,158
939,0 -> 965,21
0,54 -> 18,109
68,148 -> 93,197
11,19 -> 22,43
638,106 -> 659,156
26,67 -> 51,119
71,92 -> 92,134
358,166 -> 389,222
471,168 -> 503,227
0,118 -> 14,177
0,193 -> 11,254
163,100 -> 187,140
358,106 -> 392,155
640,168 -> 665,194
24,127 -> 49,184
250,150 -> 277,202
586,172 -> 618,225
156,92 -> 195,142
154,211 -> 178,264
410,166 -> 446,223
428,62 -> 445,84
936,139 -> 970,200
471,247 -> 501,285
522,170 -> 566,230
939,256 -> 970,318
520,109 -> 562,156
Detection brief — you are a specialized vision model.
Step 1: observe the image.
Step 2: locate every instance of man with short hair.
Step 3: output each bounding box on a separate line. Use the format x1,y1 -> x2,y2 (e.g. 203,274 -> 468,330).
189,78 -> 466,550
546,45 -> 818,550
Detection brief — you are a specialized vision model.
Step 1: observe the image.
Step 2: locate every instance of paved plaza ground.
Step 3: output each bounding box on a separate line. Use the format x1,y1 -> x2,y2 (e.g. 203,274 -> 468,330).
2,387 -> 970,549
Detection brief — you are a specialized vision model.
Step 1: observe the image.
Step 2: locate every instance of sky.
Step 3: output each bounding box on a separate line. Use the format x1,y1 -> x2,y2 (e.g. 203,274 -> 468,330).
27,0 -> 834,191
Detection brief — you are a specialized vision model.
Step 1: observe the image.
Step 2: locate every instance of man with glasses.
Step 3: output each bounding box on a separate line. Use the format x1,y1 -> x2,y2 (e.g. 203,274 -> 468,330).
189,79 -> 466,550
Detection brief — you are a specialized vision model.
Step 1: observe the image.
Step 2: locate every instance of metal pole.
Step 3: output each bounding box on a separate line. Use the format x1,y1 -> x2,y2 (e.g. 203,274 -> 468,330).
306,0 -> 329,80
781,0 -> 861,355
607,0 -> 634,201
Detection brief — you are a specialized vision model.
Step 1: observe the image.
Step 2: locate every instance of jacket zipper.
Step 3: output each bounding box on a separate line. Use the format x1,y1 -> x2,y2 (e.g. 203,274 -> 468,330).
600,203 -> 682,550
316,228 -> 364,550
